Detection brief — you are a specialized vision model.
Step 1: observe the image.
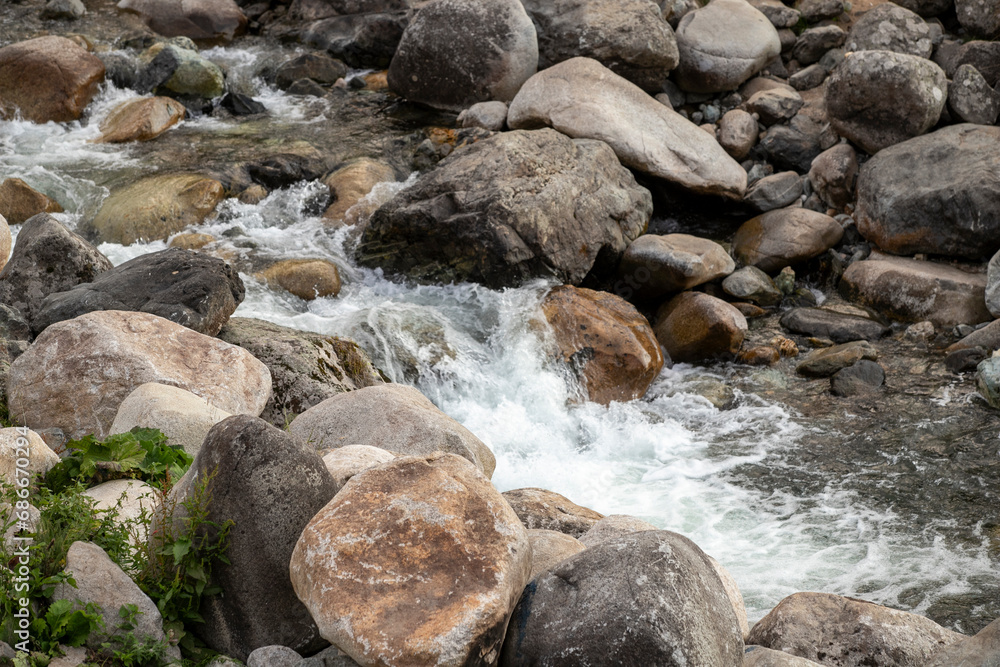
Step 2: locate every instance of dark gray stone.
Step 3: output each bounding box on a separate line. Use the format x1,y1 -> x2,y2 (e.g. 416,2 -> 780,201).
808,143 -> 857,209
745,88 -> 804,126
781,306 -> 889,343
247,153 -> 323,190
0,213 -> 112,323
789,63 -> 827,90
134,46 -> 179,94
32,248 -> 244,337
0,304 -> 30,341
274,52 -> 348,89
791,25 -> 846,65
721,265 -> 783,306
286,78 -> 327,97
499,530 -> 743,666
745,171 -> 803,211
247,645 -> 302,667
845,3 -> 933,58
948,64 -> 1000,126
220,92 -> 265,116
957,0 -> 1000,40
300,12 -> 409,69
760,115 -> 827,172
796,0 -> 843,22
945,347 -> 987,374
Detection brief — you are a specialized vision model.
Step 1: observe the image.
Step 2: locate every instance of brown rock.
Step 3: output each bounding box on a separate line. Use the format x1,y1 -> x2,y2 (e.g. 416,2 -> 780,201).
290,453 -> 532,667
168,232 -> 216,250
927,616 -> 1000,667
654,291 -> 747,362
7,310 -> 271,439
807,143 -> 858,210
260,259 -> 341,300
0,178 -> 63,224
795,340 -> 877,377
0,36 -> 104,123
747,592 -> 963,666
618,233 -> 735,301
743,646 -> 825,666
526,529 -> 586,580
719,108 -> 759,160
501,487 -> 604,538
739,346 -> 781,365
97,96 -> 186,143
117,0 -> 247,43
732,207 -> 844,273
840,255 -> 990,327
322,158 -> 396,222
321,445 -> 395,491
540,285 -> 663,404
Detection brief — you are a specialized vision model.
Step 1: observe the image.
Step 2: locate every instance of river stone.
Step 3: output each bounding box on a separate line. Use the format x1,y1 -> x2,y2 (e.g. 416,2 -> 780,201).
654,291 -> 748,362
791,25 -> 846,65
0,178 -> 63,225
137,43 -> 226,98
0,213 -> 112,323
618,233 -> 735,301
217,317 -> 383,428
856,125 -> 1000,259
807,143 -> 857,210
97,96 -> 186,143
826,50 -> 946,155
32,248 -> 244,336
298,12 -> 409,69
719,108 -> 759,160
745,89 -> 804,126
795,340 -> 878,377
321,445 -> 395,490
322,158 -> 396,222
274,52 -> 348,89
8,310 -> 271,439
722,266 -> 783,306
0,36 -> 105,123
458,101 -> 508,131
673,0 -> 780,93
52,542 -> 170,651
746,592 -> 962,666
830,359 -> 885,396
500,530 -> 744,666
541,285 -> 663,404
41,0 -> 86,19
759,114 -> 828,172
578,513 -> 658,547
526,529 -> 586,580
119,0 -> 247,42
89,173 -> 225,245
521,0 -> 679,92
949,64 -> 1000,126
291,453 -> 532,667
749,0 -> 801,27
386,0 -> 537,111
845,3 -> 933,58
289,383 -> 496,477
732,208 -> 844,273
358,128 -> 651,287
501,487 -> 604,537
744,646 -> 825,666
840,255 -> 991,326
109,383 -> 232,458
927,616 -> 1000,666
745,172 -> 803,212
165,415 -> 336,661
957,0 -> 1000,39
508,58 -> 747,199
780,307 -> 889,343
0,427 -> 59,486
259,259 -> 341,300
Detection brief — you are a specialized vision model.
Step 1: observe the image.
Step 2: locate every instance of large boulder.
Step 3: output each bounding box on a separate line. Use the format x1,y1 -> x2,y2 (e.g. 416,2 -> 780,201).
97,96 -> 186,144
927,616 -> 1000,667
744,647 -> 825,666
289,383 -> 497,477
0,178 -> 63,225
218,318 -> 384,428
290,453 -> 532,667
0,428 -> 60,486
521,0 -> 679,91
855,125 -> 1000,259
0,213 -> 113,323
746,592 -> 962,666
82,479 -> 159,546
298,12 -> 410,69
320,444 -> 395,491
731,208 -> 844,273
540,285 -> 663,404
956,0 -> 1000,39
618,233 -> 735,301
32,248 -> 245,336
826,50 -> 947,155
501,487 -> 604,537
0,36 -> 105,123
117,0 -> 247,42
8,311 -> 271,439
165,415 -> 337,661
386,0 -> 538,111
673,0 -> 781,93
500,530 -> 744,666
844,3 -> 933,58
357,128 -> 651,288
948,64 -> 1000,126
839,255 -> 990,327
654,291 -> 748,362
508,58 -> 747,199
578,513 -> 657,547
526,529 -> 586,580
88,173 -> 226,245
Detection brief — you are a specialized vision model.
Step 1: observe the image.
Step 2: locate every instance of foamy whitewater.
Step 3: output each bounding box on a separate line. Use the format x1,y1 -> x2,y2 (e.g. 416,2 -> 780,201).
2,53 -> 997,630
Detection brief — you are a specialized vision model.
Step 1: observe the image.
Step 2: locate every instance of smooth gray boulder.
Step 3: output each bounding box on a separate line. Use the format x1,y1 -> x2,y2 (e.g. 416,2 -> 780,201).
745,171 -> 803,212
722,266 -> 783,306
845,2 -> 933,58
780,306 -> 890,343
508,58 -> 747,199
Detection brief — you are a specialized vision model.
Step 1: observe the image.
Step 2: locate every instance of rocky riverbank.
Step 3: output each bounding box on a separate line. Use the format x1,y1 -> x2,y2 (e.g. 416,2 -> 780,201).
2,0 -> 1000,664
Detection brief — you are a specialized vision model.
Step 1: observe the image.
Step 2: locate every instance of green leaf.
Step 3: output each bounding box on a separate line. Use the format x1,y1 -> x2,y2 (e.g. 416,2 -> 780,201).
170,538 -> 191,564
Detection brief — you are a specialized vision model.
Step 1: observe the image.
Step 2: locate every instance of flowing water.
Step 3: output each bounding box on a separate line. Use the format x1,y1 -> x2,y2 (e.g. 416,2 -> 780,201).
2,42 -> 999,633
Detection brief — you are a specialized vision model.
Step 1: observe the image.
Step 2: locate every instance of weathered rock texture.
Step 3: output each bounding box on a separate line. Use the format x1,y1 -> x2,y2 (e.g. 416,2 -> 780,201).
501,487 -> 604,538
0,36 -> 105,123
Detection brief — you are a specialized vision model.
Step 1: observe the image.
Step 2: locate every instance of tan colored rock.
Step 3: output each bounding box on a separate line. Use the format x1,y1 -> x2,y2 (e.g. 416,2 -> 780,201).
578,513 -> 658,547
619,233 -> 735,300
508,57 -> 747,199
743,646 -> 825,666
0,178 -> 63,225
117,0 -> 247,43
97,96 -> 186,144
289,384 -> 496,478
0,427 -> 59,485
541,285 -> 663,404
82,479 -> 159,545
655,291 -> 748,362
709,556 -> 750,641
109,382 -> 232,457
0,215 -> 10,272
238,184 -> 268,205
321,444 -> 395,490
2,501 -> 39,550
290,453 -> 532,667
259,259 -> 341,300
526,529 -> 586,580
747,592 -> 963,666
719,108 -> 760,160
8,310 -> 271,439
796,340 -> 878,377
322,159 -> 396,222
90,173 -> 225,245
0,36 -> 105,123
169,232 -> 216,250
733,208 -> 844,273
927,616 -> 1000,667
502,487 -> 604,538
